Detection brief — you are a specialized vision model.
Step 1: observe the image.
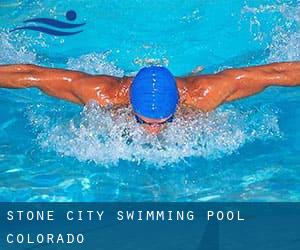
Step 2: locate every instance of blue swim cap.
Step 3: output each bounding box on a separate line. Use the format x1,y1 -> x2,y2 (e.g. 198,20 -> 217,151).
130,66 -> 179,120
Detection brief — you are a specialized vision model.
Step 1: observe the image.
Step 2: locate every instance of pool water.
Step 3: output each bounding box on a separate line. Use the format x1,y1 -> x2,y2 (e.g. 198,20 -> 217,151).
0,0 -> 299,201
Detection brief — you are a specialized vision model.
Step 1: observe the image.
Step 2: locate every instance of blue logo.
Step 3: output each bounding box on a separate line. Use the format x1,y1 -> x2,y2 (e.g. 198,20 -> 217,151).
10,10 -> 85,36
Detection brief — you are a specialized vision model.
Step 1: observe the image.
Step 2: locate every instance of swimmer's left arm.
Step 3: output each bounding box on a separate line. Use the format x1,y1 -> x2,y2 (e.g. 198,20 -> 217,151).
182,62 -> 300,111
224,62 -> 300,102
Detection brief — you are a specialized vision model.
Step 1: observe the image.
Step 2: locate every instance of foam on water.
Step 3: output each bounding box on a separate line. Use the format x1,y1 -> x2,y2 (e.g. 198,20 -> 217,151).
67,51 -> 124,77
268,4 -> 300,62
242,2 -> 300,62
26,101 -> 281,166
0,31 -> 36,64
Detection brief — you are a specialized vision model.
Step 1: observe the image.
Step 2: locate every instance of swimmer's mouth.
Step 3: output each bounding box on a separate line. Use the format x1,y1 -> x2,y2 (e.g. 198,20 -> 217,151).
134,115 -> 174,125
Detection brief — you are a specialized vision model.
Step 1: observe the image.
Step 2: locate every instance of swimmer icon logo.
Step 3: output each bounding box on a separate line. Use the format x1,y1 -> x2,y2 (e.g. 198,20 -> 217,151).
10,10 -> 85,36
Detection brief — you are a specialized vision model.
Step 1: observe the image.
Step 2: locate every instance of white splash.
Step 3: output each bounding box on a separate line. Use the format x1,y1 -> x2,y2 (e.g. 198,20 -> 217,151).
0,31 -> 36,64
67,51 -> 124,76
242,2 -> 300,62
133,57 -> 169,67
26,101 -> 281,167
268,4 -> 300,62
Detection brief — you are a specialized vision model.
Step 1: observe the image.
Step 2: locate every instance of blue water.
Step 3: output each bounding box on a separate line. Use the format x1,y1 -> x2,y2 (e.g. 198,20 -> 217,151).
0,0 -> 299,201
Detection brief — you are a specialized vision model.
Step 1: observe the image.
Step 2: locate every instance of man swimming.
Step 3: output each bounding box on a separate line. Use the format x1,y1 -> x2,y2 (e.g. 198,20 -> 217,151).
0,62 -> 300,134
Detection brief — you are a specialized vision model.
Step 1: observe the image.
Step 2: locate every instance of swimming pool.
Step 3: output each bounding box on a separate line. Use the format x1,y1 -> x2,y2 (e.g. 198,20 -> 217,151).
0,0 -> 299,201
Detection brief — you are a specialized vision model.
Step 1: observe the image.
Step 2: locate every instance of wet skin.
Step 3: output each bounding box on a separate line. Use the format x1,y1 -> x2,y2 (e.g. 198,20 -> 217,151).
0,62 -> 300,133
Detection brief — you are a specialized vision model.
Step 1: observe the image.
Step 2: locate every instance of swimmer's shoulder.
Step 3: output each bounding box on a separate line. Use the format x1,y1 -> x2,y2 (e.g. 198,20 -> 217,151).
176,73 -> 237,112
72,75 -> 132,106
176,75 -> 212,106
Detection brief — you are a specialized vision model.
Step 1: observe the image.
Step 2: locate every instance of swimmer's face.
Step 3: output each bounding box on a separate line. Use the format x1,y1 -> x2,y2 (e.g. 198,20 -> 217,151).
135,114 -> 171,135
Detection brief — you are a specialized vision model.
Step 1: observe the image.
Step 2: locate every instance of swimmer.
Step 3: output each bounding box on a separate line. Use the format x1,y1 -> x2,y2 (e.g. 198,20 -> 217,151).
0,62 -> 300,134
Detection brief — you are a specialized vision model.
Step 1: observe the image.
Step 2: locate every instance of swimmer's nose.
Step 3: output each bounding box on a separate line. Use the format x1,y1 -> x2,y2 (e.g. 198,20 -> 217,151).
143,124 -> 163,135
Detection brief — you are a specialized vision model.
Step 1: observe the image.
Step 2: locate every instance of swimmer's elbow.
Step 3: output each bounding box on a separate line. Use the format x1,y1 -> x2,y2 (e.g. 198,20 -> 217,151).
219,68 -> 248,81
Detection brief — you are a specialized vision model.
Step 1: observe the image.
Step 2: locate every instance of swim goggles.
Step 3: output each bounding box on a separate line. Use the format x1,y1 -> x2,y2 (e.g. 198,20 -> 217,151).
135,115 -> 174,125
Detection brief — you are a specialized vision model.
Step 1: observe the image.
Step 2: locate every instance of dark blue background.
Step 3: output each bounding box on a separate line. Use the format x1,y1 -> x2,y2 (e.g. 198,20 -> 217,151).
0,203 -> 299,250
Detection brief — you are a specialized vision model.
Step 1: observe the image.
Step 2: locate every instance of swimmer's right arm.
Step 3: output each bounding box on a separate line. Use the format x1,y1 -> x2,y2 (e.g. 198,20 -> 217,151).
0,64 -> 130,106
0,64 -> 88,104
